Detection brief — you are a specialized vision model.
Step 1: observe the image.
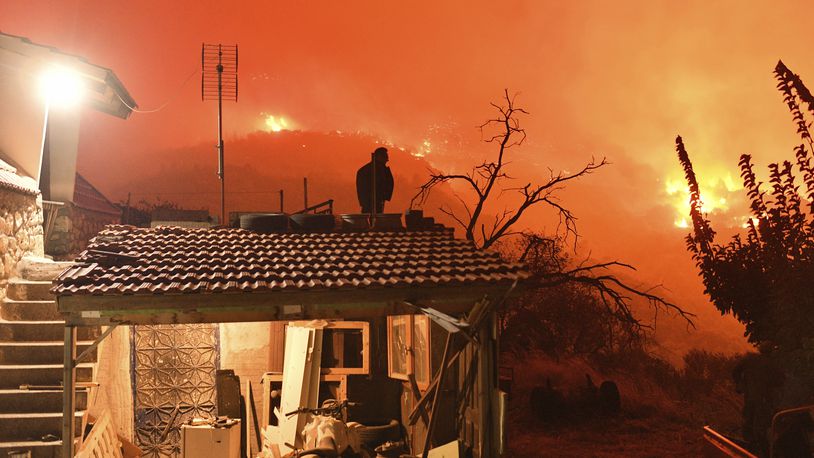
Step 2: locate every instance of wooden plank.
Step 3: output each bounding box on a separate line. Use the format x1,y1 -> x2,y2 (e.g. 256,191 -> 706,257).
409,373 -> 430,426
62,325 -> 76,458
409,344 -> 467,426
76,412 -> 123,458
278,323 -> 323,451
422,332 -> 454,458
58,283 -> 509,314
64,303 -> 458,327
304,327 -> 324,424
247,380 -> 261,457
261,374 -> 272,434
279,325 -> 313,450
268,321 -> 286,372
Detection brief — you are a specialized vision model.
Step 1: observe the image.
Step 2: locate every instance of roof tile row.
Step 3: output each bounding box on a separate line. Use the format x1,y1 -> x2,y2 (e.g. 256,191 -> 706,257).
53,225 -> 527,297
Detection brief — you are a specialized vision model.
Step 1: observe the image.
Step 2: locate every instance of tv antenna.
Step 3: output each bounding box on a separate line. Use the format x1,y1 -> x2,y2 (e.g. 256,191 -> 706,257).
202,43 -> 238,225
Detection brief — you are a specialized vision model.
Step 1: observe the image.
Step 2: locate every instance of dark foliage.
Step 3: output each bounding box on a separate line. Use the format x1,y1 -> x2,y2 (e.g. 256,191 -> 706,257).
678,61 -> 814,373
117,198 -> 181,227
500,235 -> 645,357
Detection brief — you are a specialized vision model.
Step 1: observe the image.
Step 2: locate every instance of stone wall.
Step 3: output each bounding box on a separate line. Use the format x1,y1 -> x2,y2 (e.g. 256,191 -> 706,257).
0,189 -> 43,293
46,204 -> 119,258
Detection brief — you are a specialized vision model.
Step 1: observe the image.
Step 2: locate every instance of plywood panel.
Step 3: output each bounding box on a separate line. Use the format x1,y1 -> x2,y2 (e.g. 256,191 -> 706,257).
278,324 -> 323,450
268,321 -> 286,373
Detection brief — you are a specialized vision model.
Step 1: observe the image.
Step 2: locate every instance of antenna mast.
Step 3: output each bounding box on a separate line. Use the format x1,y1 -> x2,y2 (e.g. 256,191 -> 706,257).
202,43 -> 238,225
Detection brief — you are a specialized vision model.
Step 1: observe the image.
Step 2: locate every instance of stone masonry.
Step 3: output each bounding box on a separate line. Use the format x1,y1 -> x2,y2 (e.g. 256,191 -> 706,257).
0,190 -> 44,291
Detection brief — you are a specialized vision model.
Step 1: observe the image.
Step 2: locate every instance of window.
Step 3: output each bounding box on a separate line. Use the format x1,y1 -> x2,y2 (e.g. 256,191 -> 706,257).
319,321 -> 370,375
283,321 -> 370,375
387,314 -> 431,390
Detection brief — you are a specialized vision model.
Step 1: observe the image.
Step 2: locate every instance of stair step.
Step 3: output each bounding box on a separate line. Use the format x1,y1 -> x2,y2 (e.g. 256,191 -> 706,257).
0,412 -> 82,441
0,389 -> 87,413
0,440 -> 62,458
1,299 -> 60,321
17,258 -> 74,282
0,341 -> 96,365
0,320 -> 100,342
0,364 -> 93,389
7,279 -> 54,302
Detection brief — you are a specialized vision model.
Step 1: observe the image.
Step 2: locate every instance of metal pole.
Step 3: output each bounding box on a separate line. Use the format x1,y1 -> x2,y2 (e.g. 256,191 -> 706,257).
217,45 -> 225,225
303,177 -> 308,210
62,324 -> 77,458
279,189 -> 284,213
370,152 -> 376,226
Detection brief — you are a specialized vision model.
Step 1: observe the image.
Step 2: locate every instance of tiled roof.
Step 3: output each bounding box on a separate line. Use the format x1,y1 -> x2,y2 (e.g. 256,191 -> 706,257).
73,174 -> 121,216
0,158 -> 39,196
53,225 -> 527,297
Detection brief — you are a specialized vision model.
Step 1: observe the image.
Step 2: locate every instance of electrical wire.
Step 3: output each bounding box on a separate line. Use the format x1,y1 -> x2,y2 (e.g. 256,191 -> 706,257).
115,67 -> 200,114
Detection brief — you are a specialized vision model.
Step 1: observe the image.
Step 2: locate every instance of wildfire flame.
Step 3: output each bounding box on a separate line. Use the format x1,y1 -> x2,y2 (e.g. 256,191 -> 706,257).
262,114 -> 293,132
413,139 -> 432,158
664,172 -> 742,228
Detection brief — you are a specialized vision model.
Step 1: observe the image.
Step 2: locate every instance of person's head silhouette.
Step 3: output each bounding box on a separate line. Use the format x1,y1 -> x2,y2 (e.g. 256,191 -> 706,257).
373,147 -> 389,163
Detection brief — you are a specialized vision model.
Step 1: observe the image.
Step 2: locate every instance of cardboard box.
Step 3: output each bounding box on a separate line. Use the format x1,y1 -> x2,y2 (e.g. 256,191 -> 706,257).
181,421 -> 241,458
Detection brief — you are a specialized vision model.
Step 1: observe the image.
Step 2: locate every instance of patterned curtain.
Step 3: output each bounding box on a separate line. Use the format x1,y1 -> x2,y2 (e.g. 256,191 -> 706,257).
132,324 -> 219,457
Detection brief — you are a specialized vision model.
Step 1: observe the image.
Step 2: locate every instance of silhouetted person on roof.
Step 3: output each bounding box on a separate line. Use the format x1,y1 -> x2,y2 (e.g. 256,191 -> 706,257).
356,147 -> 394,214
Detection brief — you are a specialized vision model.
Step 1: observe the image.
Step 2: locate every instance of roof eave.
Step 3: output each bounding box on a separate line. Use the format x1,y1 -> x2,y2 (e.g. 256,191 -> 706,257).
0,31 -> 136,119
56,282 -> 520,326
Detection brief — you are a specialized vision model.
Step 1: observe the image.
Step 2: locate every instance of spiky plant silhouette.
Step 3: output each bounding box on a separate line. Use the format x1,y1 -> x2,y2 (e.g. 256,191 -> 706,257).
678,61 -> 814,369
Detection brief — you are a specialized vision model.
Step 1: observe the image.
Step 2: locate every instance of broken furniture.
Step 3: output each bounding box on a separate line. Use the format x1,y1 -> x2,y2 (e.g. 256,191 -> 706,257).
75,412 -> 124,458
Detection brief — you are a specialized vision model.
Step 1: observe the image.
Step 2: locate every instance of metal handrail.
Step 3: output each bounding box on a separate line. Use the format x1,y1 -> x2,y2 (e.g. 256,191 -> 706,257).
769,404 -> 814,458
293,199 -> 334,215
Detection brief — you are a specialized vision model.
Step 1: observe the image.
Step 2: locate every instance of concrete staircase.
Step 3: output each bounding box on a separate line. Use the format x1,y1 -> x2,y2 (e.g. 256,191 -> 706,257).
0,259 -> 100,458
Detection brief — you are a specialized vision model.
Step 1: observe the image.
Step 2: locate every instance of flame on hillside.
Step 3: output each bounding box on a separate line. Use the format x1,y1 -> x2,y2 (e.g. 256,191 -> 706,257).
664,172 -> 743,229
261,113 -> 295,132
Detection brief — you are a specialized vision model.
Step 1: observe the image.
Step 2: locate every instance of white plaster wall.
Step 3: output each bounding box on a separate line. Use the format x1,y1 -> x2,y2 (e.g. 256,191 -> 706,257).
219,322 -> 272,382
219,322 -> 273,453
44,108 -> 79,203
0,49 -> 46,180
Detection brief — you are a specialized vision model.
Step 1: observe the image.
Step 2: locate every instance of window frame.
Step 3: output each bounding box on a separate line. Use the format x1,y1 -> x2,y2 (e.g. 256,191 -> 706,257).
387,314 -> 432,391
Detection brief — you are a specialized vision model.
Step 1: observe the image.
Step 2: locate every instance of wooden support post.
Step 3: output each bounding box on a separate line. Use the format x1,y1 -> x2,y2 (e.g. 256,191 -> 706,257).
476,313 -> 498,458
62,325 -> 77,458
422,332 -> 453,458
409,345 -> 456,425
408,374 -> 429,426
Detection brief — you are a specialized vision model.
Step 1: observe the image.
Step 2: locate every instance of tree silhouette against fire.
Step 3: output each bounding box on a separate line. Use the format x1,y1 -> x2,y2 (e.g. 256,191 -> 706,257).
679,61 -> 814,373
414,90 -> 693,351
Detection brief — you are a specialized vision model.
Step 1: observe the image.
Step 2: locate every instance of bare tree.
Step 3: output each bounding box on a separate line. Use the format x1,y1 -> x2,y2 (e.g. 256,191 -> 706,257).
413,90 -> 694,329
412,89 -> 605,250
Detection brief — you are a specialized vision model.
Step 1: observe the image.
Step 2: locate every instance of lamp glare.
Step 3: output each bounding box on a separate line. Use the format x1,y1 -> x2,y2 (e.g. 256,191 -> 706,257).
40,67 -> 84,107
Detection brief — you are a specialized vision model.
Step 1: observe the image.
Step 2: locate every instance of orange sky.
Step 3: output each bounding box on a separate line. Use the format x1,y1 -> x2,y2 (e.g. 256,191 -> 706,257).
4,0 -> 813,361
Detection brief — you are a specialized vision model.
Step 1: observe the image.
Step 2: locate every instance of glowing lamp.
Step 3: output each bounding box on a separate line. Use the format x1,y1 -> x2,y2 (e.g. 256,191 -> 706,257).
39,66 -> 84,107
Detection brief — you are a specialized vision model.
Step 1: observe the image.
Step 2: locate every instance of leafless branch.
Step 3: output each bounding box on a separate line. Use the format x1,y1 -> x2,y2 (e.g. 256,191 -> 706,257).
411,90 -> 694,332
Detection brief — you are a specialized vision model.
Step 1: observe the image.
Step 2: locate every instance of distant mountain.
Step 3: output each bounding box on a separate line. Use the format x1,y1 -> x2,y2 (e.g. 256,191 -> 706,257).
105,130 -> 452,219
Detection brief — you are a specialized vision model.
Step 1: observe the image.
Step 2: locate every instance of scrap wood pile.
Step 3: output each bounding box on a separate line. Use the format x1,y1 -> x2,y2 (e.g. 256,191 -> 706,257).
255,293 -> 503,458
